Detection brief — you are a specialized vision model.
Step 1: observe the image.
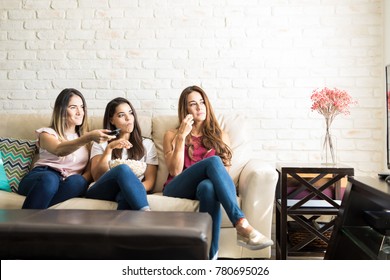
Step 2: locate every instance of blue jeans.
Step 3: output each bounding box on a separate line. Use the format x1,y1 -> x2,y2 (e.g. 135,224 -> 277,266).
85,164 -> 149,210
18,166 -> 89,209
163,156 -> 244,259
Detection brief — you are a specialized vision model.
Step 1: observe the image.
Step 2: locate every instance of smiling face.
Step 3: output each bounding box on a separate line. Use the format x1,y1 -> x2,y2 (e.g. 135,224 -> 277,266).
187,91 -> 207,123
66,95 -> 85,129
110,102 -> 135,134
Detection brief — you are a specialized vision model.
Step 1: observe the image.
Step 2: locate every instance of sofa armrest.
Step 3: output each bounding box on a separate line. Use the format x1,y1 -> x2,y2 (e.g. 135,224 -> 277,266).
238,160 -> 278,239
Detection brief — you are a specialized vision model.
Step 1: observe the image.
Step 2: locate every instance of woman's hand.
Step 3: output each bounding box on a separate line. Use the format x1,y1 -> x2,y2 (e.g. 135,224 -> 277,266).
107,139 -> 133,150
87,129 -> 117,144
177,114 -> 194,137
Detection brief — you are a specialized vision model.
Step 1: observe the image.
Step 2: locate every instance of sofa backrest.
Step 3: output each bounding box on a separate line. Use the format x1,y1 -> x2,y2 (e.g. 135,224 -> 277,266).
0,114 -> 152,140
0,113 -> 251,193
0,114 -> 51,140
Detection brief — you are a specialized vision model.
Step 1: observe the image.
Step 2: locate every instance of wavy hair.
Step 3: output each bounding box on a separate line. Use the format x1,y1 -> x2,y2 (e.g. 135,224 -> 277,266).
177,85 -> 232,166
50,88 -> 89,141
103,97 -> 145,160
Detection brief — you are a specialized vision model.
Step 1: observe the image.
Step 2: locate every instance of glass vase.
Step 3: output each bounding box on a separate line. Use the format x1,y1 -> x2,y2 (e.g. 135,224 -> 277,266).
321,131 -> 337,166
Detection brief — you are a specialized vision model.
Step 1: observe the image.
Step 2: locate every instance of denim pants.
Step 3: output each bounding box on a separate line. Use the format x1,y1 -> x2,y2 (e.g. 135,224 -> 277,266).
163,156 -> 244,259
85,164 -> 149,210
18,166 -> 89,209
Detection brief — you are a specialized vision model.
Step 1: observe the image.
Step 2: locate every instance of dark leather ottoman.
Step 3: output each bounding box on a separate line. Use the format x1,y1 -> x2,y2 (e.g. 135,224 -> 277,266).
0,209 -> 212,260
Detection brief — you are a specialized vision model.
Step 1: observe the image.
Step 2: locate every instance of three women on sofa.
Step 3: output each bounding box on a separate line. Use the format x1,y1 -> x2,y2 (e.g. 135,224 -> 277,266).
19,86 -> 272,260
162,85 -> 274,259
18,88 -> 115,209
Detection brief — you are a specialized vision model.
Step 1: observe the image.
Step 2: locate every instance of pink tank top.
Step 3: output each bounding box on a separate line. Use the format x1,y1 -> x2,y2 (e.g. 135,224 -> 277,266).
164,135 -> 216,187
33,128 -> 89,178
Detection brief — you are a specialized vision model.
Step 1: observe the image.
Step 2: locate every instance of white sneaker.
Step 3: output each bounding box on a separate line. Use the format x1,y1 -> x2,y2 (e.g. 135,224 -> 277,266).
237,229 -> 274,250
236,219 -> 273,250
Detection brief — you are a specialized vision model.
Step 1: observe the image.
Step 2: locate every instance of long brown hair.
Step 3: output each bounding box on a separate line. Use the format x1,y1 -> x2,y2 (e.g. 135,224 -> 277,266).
178,85 -> 232,166
103,97 -> 145,160
50,88 -> 89,141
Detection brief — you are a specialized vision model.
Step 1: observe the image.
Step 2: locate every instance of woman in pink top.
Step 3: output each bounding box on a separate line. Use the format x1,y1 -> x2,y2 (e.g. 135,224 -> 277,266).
162,86 -> 273,259
18,88 -> 115,209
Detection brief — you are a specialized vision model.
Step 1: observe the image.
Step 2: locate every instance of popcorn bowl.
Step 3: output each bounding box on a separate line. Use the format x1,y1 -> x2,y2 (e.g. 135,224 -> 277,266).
108,159 -> 147,178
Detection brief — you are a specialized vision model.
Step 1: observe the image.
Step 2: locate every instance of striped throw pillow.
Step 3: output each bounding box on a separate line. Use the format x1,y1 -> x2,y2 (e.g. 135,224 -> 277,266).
0,138 -> 37,192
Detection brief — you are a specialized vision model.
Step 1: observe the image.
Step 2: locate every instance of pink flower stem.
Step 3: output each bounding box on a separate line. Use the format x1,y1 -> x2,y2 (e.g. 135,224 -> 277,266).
323,117 -> 335,164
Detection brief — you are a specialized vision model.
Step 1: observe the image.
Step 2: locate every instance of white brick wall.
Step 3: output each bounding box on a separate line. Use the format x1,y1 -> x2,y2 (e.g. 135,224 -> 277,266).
0,0 -> 385,176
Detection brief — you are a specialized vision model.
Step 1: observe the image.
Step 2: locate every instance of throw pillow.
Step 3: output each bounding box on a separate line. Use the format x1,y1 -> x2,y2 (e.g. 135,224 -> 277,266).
0,153 -> 11,192
0,138 -> 36,192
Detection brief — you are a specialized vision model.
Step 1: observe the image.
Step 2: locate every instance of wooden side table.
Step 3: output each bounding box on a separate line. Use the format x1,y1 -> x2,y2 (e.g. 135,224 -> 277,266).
275,163 -> 354,260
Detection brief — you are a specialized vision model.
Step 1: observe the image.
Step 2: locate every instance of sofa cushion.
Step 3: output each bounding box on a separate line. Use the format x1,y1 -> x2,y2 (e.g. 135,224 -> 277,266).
152,115 -> 179,192
49,193 -> 200,212
0,138 -> 36,192
217,114 -> 252,185
0,115 -> 50,139
0,190 -> 25,208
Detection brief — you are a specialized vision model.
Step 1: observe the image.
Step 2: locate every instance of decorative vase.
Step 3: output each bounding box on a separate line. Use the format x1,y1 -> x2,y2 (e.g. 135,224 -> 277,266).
321,118 -> 336,165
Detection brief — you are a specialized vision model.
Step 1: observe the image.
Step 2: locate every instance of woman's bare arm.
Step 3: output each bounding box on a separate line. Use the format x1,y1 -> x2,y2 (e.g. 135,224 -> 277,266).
163,129 -> 186,176
142,164 -> 158,192
39,129 -> 114,157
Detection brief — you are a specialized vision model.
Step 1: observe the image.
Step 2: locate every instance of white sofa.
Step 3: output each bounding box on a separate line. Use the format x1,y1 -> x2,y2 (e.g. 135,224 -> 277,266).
0,113 -> 278,259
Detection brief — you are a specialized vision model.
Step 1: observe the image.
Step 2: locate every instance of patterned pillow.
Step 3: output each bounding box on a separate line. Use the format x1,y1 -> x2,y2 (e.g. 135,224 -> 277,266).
0,138 -> 37,192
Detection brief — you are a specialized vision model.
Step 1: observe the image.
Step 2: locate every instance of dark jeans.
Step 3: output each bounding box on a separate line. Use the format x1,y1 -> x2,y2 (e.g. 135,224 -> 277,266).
85,164 -> 149,210
18,166 -> 89,209
163,156 -> 244,259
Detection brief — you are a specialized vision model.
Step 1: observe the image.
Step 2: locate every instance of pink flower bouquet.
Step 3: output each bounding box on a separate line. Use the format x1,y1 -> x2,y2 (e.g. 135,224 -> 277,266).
310,87 -> 356,125
310,87 -> 356,165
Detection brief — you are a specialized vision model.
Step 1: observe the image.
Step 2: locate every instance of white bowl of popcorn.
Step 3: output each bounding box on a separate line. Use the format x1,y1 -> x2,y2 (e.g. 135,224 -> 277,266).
108,159 -> 147,178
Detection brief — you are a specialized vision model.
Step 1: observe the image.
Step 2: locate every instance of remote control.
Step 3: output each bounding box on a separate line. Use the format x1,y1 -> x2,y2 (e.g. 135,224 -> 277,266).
378,173 -> 390,180
108,128 -> 121,136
